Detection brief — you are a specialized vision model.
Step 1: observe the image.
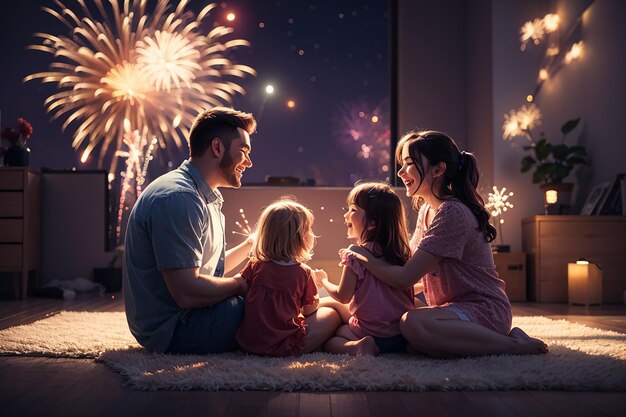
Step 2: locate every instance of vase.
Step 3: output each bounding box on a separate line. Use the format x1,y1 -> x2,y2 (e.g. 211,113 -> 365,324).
3,144 -> 31,167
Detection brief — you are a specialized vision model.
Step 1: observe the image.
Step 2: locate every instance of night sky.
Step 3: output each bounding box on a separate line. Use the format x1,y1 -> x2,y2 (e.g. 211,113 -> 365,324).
0,0 -> 391,186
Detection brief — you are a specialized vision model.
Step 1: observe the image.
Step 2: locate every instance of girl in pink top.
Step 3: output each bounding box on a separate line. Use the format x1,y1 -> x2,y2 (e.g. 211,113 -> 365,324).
316,182 -> 414,356
236,198 -> 340,356
343,130 -> 548,357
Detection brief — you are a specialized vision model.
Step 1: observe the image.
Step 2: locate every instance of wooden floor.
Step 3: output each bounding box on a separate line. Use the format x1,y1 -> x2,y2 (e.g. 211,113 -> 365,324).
0,293 -> 625,417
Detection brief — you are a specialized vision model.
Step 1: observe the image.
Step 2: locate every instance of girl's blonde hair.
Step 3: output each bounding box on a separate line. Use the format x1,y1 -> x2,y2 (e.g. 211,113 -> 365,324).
251,197 -> 315,263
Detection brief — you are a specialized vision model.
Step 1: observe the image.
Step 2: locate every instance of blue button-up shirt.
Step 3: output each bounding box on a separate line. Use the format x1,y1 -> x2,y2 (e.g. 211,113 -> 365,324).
123,160 -> 226,352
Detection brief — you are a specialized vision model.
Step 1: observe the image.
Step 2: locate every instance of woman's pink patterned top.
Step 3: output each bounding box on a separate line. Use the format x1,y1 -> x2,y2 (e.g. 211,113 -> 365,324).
411,200 -> 512,335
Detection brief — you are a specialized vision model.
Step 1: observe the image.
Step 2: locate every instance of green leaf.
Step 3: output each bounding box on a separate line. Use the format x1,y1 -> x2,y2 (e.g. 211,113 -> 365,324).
534,164 -> 556,183
552,165 -> 571,182
552,144 -> 570,161
561,117 -> 581,135
535,139 -> 551,161
520,156 -> 536,172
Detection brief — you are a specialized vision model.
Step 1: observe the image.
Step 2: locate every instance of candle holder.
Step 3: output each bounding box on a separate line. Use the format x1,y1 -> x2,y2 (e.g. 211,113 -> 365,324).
567,258 -> 603,306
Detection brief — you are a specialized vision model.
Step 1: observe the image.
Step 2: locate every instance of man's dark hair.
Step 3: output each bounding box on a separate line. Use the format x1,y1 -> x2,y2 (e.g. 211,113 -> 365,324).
188,107 -> 256,157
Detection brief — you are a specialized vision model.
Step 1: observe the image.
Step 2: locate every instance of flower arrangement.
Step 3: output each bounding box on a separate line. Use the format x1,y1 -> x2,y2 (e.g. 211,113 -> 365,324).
1,117 -> 33,147
502,104 -> 587,184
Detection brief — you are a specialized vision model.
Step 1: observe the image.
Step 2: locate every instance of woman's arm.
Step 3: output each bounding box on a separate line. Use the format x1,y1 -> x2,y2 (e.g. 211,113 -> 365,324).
341,245 -> 442,290
320,266 -> 357,304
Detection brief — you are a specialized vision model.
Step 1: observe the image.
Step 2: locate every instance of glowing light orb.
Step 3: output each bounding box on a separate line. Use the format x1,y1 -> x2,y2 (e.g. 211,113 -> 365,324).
543,14 -> 560,32
502,104 -> 542,141
226,12 -> 236,22
265,85 -> 275,94
564,42 -> 583,64
545,190 -> 559,204
287,100 -> 296,108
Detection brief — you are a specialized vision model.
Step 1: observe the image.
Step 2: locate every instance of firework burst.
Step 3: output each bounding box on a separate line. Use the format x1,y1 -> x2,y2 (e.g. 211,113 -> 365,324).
24,0 -> 256,174
331,99 -> 391,179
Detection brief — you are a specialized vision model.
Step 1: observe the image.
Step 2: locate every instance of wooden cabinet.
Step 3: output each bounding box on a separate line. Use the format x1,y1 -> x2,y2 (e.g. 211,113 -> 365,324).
0,168 -> 42,299
493,252 -> 526,302
522,215 -> 626,303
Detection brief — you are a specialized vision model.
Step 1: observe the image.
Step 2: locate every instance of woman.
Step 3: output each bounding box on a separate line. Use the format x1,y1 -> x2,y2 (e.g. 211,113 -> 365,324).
342,130 -> 548,357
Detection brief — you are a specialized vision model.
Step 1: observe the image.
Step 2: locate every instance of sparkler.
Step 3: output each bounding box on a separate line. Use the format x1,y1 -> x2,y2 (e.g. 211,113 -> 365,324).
232,208 -> 256,243
114,121 -> 158,239
486,186 -> 514,246
24,0 -> 256,174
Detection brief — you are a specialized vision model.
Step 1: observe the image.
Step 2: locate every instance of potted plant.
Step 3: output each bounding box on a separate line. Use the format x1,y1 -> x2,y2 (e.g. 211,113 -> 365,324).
502,104 -> 587,212
94,245 -> 124,292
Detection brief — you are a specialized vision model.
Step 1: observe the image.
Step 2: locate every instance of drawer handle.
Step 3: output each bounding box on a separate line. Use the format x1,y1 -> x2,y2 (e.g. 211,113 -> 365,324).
507,264 -> 524,271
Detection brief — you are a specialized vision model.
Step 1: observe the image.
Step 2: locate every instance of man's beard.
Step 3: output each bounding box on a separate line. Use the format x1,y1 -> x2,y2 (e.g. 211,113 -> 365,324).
219,150 -> 241,188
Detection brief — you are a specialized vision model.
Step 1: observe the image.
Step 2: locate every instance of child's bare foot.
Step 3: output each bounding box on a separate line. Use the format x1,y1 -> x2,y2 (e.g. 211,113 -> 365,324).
352,336 -> 380,356
509,327 -> 549,354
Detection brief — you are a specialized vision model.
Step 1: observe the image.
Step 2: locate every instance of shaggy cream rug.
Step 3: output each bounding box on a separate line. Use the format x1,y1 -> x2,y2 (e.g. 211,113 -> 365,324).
0,311 -> 625,391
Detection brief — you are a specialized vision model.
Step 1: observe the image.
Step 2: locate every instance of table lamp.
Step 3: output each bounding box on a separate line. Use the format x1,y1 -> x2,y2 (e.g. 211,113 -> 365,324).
567,258 -> 603,306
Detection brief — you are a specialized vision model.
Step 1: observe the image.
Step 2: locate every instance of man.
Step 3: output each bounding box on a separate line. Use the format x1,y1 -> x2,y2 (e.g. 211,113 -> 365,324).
123,107 -> 256,354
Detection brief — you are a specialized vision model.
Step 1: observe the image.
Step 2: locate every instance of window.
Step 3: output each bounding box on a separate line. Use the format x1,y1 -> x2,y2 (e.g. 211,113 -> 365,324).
230,0 -> 391,186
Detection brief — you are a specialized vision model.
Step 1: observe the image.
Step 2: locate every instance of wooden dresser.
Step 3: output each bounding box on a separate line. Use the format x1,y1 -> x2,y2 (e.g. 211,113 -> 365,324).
0,168 -> 42,299
522,215 -> 626,303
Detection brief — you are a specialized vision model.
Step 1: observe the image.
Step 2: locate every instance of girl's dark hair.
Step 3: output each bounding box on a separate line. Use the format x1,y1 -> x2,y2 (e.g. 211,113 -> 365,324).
347,182 -> 412,266
395,130 -> 497,243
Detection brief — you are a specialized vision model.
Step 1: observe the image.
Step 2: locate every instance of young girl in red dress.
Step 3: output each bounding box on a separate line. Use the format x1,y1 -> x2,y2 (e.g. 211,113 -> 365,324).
235,198 -> 340,356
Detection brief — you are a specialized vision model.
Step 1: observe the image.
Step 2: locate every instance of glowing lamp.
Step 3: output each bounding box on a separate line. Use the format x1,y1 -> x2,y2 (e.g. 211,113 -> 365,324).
540,183 -> 573,215
568,258 -> 603,305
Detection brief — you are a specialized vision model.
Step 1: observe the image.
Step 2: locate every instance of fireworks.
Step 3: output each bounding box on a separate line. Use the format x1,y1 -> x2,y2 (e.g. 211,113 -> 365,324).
331,100 -> 391,179
24,0 -> 256,174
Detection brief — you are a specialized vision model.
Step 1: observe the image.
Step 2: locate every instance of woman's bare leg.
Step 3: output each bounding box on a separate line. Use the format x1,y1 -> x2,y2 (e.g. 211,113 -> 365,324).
323,324 -> 379,356
400,307 -> 548,357
302,307 -> 342,353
